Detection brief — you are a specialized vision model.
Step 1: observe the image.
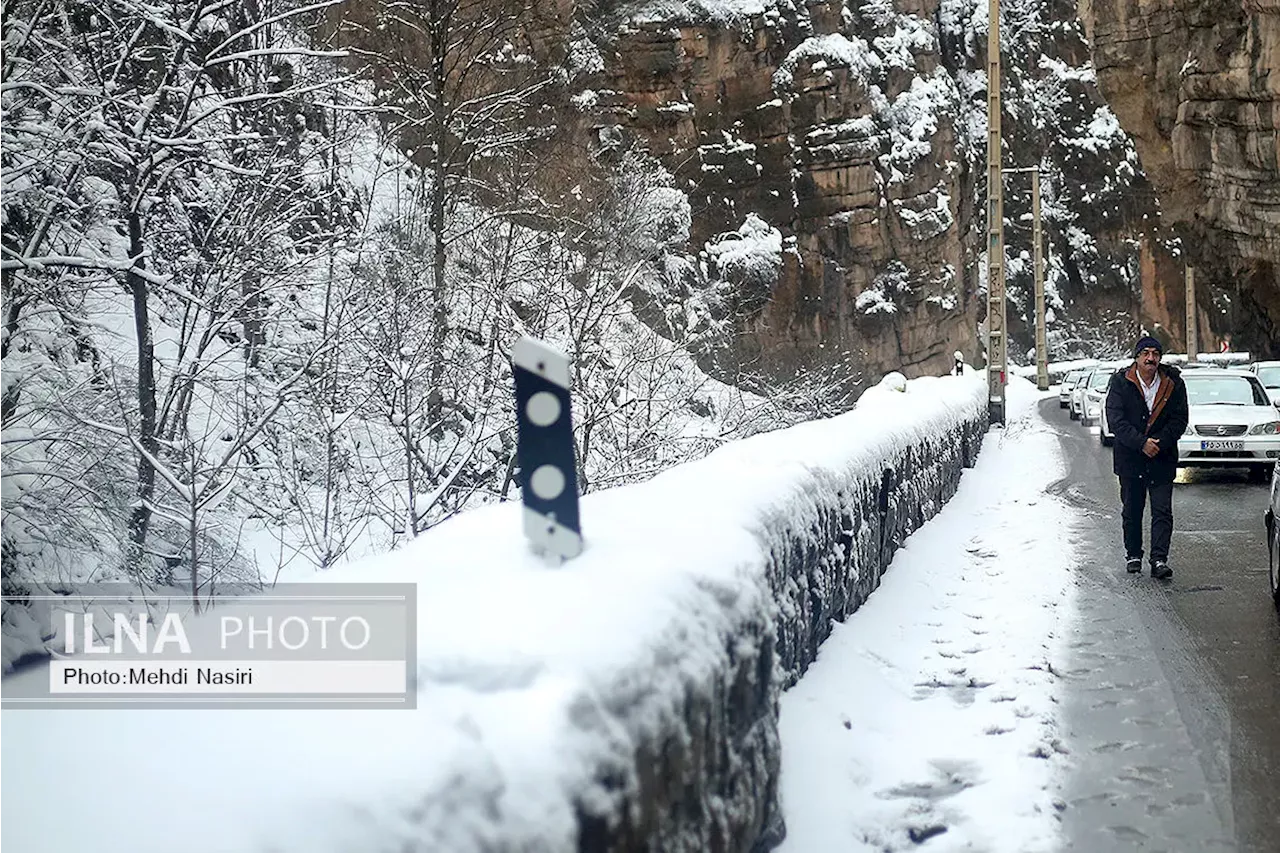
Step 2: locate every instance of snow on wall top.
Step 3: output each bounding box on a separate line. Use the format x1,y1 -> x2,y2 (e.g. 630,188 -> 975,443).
1,372 -> 986,853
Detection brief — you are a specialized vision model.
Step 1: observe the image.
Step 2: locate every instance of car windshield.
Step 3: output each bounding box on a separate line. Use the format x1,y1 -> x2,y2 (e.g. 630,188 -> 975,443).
1256,366 -> 1280,389
1184,375 -> 1271,407
1088,371 -> 1110,390
1064,372 -> 1085,386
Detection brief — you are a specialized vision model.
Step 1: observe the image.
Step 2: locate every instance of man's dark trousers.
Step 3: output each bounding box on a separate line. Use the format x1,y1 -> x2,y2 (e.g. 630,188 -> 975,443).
1119,475 -> 1173,562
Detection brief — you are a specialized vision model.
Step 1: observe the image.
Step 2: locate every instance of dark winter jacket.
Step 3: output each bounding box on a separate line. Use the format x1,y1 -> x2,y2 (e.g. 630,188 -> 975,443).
1105,363 -> 1189,483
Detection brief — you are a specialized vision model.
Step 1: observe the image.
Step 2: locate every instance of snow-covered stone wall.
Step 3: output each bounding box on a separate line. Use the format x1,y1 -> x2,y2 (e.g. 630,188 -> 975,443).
2,373 -> 987,853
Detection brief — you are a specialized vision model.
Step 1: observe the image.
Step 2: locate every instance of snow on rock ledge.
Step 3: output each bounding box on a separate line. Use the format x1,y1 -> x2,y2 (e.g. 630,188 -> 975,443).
1,374 -> 987,853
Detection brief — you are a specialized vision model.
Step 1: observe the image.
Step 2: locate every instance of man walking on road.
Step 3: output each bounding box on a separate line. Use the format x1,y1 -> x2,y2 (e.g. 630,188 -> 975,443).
1105,336 -> 1189,579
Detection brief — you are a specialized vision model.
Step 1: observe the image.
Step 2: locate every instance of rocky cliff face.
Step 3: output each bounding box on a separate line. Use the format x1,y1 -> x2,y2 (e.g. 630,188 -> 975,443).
565,0 -> 1199,384
576,3 -> 979,382
344,0 -> 1213,387
1078,0 -> 1279,356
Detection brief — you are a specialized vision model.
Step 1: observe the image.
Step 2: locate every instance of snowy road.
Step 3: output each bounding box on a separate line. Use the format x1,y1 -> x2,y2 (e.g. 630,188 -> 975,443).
1048,397 -> 1279,853
775,381 -> 1279,852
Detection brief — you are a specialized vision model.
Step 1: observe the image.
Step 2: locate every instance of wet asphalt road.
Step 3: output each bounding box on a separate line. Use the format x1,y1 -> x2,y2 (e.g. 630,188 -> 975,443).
1043,397 -> 1280,852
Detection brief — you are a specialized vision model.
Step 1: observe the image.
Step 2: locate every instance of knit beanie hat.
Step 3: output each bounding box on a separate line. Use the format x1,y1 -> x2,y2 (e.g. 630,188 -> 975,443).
1133,335 -> 1163,358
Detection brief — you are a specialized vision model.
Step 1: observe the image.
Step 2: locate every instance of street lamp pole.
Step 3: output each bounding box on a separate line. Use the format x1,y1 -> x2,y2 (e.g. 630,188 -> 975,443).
986,0 -> 1006,424
1032,168 -> 1047,390
1185,265 -> 1198,362
1004,166 -> 1047,391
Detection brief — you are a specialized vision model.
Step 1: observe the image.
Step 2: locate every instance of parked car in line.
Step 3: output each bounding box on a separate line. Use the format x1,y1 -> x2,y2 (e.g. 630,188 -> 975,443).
1059,370 -> 1088,410
1177,369 -> 1280,482
1080,368 -> 1112,427
1265,463 -> 1280,608
1069,370 -> 1096,421
1249,361 -> 1280,408
1099,395 -> 1116,446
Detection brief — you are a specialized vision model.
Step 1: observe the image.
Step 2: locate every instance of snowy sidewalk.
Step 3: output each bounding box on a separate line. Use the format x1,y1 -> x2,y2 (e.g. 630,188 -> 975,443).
777,379 -> 1076,852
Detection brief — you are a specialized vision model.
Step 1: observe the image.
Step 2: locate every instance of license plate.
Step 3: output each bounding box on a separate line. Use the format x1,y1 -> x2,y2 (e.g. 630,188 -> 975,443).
1201,440 -> 1244,451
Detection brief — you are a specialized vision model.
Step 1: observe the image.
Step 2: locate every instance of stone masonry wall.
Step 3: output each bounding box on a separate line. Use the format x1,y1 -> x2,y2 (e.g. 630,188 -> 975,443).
575,382 -> 988,852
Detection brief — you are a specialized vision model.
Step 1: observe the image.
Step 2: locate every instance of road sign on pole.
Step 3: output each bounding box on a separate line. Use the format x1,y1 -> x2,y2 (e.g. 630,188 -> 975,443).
512,336 -> 583,562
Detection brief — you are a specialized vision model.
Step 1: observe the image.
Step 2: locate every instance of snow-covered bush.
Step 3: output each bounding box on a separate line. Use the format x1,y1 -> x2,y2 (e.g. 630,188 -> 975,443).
704,214 -> 784,314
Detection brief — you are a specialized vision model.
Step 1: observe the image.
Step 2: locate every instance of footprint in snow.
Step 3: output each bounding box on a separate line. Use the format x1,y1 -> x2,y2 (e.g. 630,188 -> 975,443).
879,758 -> 979,802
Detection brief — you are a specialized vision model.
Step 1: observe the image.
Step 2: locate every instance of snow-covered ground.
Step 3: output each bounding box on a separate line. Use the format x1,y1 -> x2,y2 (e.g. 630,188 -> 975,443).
3,372 -> 1081,853
1,371 -> 987,853
778,378 -> 1078,852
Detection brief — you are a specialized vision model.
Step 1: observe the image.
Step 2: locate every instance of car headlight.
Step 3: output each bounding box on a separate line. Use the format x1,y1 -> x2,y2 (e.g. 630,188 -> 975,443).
1248,421 -> 1280,435
1184,424 -> 1194,436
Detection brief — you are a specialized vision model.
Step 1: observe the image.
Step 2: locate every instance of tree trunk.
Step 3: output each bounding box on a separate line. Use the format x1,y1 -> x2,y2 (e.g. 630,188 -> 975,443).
190,445 -> 201,615
426,11 -> 449,438
320,105 -> 341,567
428,174 -> 448,439
499,450 -> 517,501
126,211 -> 160,575
403,371 -> 419,537
2,269 -> 26,426
242,271 -> 265,370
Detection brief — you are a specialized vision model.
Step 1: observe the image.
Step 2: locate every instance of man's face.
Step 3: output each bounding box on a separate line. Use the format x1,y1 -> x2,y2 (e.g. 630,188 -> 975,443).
1137,347 -> 1161,372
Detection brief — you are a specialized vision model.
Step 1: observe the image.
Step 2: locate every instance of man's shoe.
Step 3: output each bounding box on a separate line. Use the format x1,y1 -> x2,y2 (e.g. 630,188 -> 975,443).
1151,561 -> 1173,580
1126,558 -> 1143,573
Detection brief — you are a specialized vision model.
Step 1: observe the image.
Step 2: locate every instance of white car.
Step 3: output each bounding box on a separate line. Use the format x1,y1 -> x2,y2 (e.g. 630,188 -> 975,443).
1249,360 -> 1280,409
1069,370 -> 1095,421
1060,369 -> 1087,413
1177,369 -> 1280,482
1080,368 -> 1113,427
1099,396 -> 1116,446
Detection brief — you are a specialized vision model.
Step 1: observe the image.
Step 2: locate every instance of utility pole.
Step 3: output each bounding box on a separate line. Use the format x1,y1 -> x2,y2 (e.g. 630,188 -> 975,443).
1032,168 -> 1047,390
1185,265 -> 1198,362
1005,166 -> 1046,390
986,0 -> 1006,425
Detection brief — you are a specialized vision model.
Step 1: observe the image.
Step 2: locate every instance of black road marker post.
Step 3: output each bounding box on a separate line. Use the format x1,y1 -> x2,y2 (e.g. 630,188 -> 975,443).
512,336 -> 583,562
